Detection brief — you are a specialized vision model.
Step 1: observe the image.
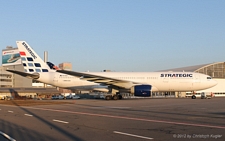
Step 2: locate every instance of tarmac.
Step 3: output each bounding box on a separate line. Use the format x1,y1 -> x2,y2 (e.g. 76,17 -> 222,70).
0,97 -> 224,141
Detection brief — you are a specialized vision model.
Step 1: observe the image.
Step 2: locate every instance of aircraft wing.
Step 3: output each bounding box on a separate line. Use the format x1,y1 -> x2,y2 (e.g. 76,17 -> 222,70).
57,70 -> 140,89
7,69 -> 40,79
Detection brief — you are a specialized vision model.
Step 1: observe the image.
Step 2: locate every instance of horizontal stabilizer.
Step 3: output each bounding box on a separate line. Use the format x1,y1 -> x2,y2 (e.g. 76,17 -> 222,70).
7,69 -> 40,79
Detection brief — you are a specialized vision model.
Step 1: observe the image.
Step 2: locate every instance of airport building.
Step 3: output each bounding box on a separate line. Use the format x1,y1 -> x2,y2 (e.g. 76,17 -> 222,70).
1,46 -> 32,87
59,62 -> 72,70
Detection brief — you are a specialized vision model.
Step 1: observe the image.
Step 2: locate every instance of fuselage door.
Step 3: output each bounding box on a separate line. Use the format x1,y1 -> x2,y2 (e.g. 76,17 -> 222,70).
193,73 -> 200,89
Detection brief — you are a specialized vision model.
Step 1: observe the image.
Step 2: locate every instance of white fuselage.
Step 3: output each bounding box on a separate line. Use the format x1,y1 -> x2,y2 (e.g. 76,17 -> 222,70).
36,71 -> 217,92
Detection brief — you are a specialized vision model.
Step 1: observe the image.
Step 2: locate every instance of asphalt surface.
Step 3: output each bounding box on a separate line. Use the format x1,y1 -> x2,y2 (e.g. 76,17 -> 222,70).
0,98 -> 225,141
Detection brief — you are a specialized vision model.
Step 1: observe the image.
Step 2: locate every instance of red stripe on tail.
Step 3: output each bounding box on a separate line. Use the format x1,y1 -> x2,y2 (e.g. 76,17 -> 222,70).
20,52 -> 26,56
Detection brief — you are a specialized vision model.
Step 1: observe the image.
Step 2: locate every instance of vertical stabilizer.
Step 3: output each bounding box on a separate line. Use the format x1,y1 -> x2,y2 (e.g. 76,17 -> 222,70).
16,41 -> 55,73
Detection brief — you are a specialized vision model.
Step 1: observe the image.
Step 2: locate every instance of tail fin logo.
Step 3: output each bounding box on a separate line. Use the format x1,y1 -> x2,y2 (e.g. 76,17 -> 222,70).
22,42 -> 37,59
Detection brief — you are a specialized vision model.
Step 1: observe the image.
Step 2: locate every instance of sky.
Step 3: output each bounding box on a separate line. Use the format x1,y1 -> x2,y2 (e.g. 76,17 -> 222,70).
1,0 -> 225,72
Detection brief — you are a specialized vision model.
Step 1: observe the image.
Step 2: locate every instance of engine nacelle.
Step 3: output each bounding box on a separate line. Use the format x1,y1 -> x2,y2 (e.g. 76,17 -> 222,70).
130,85 -> 152,97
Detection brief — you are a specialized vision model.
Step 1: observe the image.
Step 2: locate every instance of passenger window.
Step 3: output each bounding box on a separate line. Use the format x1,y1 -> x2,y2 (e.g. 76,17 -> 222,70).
29,69 -> 34,72
207,77 -> 212,79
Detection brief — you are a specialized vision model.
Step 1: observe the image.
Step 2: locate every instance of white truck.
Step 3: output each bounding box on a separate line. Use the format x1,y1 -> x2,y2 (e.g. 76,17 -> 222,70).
0,95 -> 12,100
0,95 -> 6,100
64,93 -> 76,99
201,92 -> 213,99
99,93 -> 123,100
51,95 -> 65,100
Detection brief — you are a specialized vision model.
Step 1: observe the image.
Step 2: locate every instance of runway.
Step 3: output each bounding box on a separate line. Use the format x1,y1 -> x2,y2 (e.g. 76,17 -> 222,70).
0,98 -> 224,141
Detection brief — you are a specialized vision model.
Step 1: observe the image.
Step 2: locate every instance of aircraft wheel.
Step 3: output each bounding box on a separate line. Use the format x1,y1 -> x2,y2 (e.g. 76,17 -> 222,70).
118,95 -> 122,100
105,96 -> 112,100
192,95 -> 196,99
113,95 -> 118,100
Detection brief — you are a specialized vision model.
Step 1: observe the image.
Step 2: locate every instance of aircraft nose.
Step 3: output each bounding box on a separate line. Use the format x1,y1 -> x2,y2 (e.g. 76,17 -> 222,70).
210,79 -> 218,87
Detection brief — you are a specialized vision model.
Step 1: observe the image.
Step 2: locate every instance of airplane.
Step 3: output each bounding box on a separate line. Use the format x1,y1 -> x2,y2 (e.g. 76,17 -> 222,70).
7,41 -> 217,100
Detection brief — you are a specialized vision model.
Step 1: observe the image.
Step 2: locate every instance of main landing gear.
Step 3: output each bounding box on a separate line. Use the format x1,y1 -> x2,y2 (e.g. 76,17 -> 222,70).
191,95 -> 196,99
105,93 -> 123,100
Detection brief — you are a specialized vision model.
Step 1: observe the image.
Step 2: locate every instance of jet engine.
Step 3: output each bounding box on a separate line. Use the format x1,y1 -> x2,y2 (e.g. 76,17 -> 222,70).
130,85 -> 151,97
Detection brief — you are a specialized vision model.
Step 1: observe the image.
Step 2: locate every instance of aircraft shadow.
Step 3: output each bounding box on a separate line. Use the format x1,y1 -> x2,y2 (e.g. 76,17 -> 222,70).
1,100 -> 84,141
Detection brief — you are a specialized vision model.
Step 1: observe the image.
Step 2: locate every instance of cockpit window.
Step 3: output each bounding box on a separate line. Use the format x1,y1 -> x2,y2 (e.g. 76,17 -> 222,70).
207,77 -> 212,79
